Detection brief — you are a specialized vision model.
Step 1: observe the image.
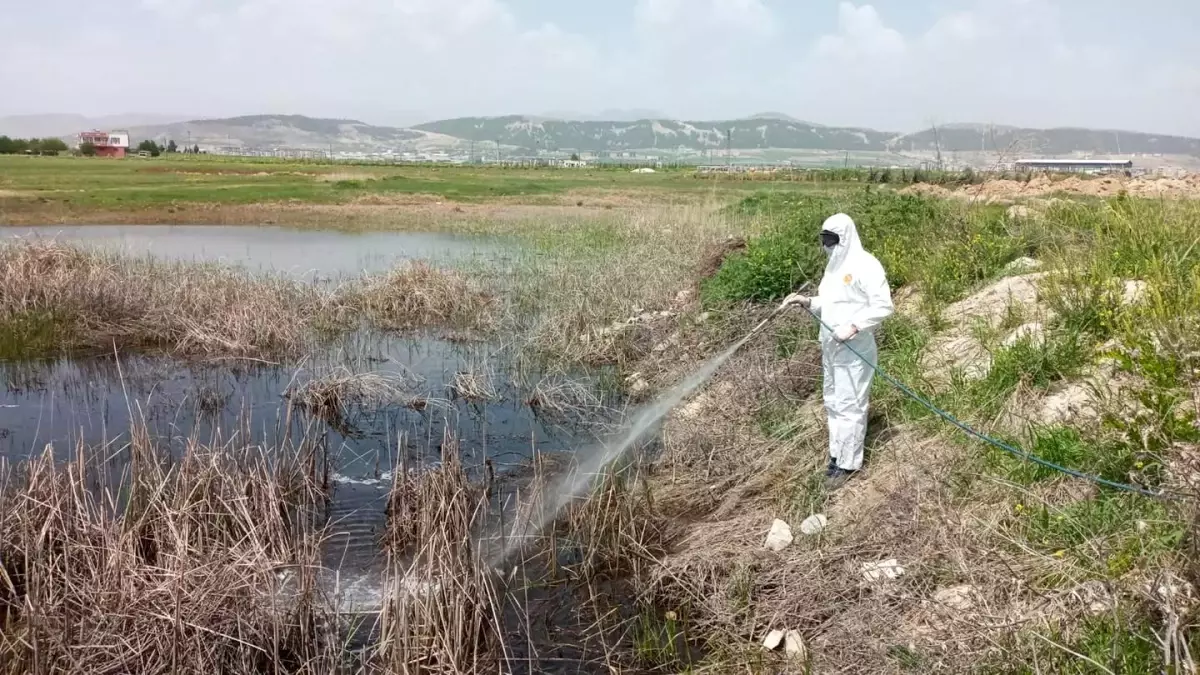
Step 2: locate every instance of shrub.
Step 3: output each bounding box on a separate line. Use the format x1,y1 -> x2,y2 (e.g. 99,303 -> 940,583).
701,189 -> 1025,309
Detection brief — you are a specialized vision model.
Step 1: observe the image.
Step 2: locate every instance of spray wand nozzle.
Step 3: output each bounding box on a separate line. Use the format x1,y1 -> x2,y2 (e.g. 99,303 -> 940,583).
738,281 -> 813,345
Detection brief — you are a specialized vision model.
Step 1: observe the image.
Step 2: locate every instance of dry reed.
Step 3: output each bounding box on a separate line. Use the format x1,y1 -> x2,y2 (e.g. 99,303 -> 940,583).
378,433 -> 505,672
0,429 -> 341,674
449,367 -> 498,403
0,240 -> 322,357
0,240 -> 501,359
286,368 -> 413,431
342,261 -> 498,335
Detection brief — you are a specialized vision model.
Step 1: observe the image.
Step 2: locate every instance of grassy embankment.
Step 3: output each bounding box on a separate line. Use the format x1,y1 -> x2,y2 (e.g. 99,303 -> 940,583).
4,158 -> 1200,671
621,189 -> 1200,672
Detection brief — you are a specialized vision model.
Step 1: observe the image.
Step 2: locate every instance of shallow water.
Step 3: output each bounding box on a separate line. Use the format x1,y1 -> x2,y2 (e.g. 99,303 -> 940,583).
2,224 -> 509,280
0,334 -> 615,584
0,226 -> 619,631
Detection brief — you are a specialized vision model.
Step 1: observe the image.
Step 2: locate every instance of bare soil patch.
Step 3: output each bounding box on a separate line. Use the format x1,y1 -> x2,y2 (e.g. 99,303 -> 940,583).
903,173 -> 1200,202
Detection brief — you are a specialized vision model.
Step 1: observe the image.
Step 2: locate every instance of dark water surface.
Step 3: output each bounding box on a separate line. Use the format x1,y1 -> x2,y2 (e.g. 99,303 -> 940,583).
0,226 -> 613,620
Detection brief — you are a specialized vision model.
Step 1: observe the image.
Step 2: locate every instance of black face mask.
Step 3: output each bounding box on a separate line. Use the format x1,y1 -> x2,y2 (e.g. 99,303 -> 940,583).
820,231 -> 840,249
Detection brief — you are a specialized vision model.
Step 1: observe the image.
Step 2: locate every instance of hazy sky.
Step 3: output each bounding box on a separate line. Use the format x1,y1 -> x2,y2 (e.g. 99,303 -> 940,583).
3,0 -> 1198,135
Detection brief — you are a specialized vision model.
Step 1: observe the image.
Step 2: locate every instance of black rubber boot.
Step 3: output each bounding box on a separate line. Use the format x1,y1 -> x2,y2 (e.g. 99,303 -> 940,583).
824,467 -> 856,491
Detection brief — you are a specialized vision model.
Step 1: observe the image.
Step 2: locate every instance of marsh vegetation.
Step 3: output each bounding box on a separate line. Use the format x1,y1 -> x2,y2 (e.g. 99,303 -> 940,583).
2,157 -> 1200,672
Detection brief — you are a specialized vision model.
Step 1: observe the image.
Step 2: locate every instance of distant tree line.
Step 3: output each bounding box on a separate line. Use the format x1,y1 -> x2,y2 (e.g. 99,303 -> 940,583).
135,139 -> 201,156
0,136 -> 70,155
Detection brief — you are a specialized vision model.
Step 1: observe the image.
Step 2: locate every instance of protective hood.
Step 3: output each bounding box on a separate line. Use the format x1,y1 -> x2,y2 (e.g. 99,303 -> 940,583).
821,213 -> 863,274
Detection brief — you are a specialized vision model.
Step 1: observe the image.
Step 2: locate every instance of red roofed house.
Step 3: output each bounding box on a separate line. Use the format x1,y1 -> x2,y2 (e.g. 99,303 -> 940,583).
78,130 -> 130,158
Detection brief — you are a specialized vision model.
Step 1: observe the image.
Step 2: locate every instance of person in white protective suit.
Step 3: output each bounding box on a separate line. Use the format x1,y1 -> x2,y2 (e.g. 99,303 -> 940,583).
779,213 -> 894,490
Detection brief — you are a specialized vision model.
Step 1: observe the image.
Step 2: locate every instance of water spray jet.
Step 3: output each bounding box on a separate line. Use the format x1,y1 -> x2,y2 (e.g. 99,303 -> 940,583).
490,302 -> 791,567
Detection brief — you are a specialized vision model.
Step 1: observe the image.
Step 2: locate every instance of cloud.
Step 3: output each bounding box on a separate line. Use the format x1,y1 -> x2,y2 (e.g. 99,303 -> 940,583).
813,3 -> 906,61
789,0 -> 1199,135
3,0 -> 604,120
1,0 -> 1197,136
634,0 -> 775,41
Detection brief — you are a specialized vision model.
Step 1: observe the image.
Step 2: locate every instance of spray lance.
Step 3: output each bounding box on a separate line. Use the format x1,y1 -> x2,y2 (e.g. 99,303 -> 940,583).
737,281 -> 814,347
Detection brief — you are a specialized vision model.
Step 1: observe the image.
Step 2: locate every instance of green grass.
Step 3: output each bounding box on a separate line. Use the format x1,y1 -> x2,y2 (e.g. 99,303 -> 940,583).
701,188 -> 1028,313
0,154 -> 853,215
0,310 -> 72,359
986,612 -> 1167,674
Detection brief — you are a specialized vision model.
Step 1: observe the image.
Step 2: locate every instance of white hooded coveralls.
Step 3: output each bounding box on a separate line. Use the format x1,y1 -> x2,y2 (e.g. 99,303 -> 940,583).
808,214 -> 894,472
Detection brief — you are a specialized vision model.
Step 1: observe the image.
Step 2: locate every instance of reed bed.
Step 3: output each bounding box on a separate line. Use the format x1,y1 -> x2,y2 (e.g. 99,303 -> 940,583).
0,240 -> 321,357
341,261 -> 498,335
285,368 -> 414,432
506,205 -> 755,368
378,433 -> 505,672
0,240 -> 501,360
0,431 -> 340,674
449,366 -> 498,403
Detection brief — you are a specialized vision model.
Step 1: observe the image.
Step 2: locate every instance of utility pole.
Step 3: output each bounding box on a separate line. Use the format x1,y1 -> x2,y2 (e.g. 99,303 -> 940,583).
469,139 -> 475,164
495,139 -> 501,163
725,128 -> 732,167
930,120 -> 943,170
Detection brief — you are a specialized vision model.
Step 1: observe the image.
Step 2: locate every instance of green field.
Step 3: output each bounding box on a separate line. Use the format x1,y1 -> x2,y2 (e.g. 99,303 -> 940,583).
0,155 -> 854,219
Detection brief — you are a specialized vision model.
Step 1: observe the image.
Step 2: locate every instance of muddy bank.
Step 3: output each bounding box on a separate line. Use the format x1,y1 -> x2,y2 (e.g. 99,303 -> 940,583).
902,172 -> 1200,202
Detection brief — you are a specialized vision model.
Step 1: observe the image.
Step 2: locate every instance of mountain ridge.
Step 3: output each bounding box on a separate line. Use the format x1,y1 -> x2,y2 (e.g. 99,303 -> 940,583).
414,116 -> 1200,156
4,112 -> 1198,158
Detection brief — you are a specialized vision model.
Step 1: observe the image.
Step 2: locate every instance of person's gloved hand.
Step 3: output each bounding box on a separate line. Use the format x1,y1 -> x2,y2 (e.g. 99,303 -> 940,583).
834,324 -> 859,342
779,293 -> 811,310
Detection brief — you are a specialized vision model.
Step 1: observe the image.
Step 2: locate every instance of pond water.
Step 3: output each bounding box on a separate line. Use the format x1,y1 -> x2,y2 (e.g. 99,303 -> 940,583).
0,334 -> 616,585
0,225 -> 614,618
2,224 -> 512,280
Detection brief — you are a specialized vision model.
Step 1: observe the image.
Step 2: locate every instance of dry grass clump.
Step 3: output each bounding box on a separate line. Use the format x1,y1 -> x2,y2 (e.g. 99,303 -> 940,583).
0,240 -> 323,357
526,373 -> 613,429
378,434 -> 504,672
342,261 -> 498,335
316,171 -> 382,183
285,368 -> 413,432
514,205 -> 754,367
0,433 -> 339,674
450,366 -> 498,402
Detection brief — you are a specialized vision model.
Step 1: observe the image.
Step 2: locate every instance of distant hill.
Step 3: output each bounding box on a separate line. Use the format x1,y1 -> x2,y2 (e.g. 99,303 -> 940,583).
416,116 -> 1200,157
11,111 -> 1197,158
540,109 -> 668,122
893,126 -> 1200,157
128,114 -> 455,152
748,112 -> 807,123
414,116 -> 893,154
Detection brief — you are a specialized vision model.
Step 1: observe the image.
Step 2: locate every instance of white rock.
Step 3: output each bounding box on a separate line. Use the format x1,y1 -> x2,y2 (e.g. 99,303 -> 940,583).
1122,280 -> 1147,305
1003,322 -> 1045,347
696,311 -> 711,323
1006,205 -> 1032,221
764,519 -> 794,552
1004,256 -> 1042,273
934,584 -> 977,611
861,559 -> 905,582
762,629 -> 785,650
799,513 -> 828,535
784,630 -> 806,659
